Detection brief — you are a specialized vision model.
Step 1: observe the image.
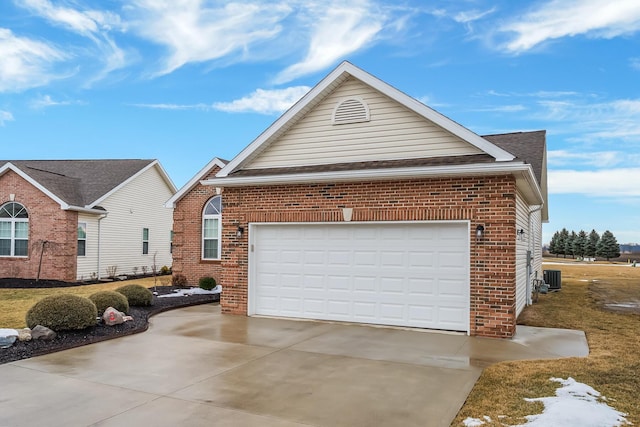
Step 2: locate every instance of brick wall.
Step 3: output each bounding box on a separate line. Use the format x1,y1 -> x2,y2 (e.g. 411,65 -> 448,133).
171,166 -> 224,286
0,170 -> 78,282
218,175 -> 518,338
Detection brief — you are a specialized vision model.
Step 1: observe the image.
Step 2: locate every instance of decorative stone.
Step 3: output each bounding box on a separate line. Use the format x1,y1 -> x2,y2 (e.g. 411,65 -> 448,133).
31,325 -> 57,340
17,328 -> 32,342
0,328 -> 18,348
103,307 -> 125,326
122,315 -> 133,322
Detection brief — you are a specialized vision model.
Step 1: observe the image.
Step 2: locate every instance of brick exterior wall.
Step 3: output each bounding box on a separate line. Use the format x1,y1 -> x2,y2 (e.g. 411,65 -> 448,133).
0,170 -> 78,282
171,166 -> 225,286
174,172 -> 518,338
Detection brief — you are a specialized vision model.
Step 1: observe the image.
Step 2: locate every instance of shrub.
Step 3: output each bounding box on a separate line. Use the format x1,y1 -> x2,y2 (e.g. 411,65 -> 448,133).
160,265 -> 171,275
116,284 -> 153,307
26,294 -> 97,331
172,273 -> 188,287
198,276 -> 216,290
89,290 -> 129,315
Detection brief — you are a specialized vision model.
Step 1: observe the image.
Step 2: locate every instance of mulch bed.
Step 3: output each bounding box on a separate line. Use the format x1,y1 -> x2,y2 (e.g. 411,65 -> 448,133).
0,281 -> 219,365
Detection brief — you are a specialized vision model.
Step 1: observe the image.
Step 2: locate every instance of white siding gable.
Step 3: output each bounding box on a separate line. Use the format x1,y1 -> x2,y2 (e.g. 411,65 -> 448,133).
245,77 -> 483,170
76,165 -> 174,280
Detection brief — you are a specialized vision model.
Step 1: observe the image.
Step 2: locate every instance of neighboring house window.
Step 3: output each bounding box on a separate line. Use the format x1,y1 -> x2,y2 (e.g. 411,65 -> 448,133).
142,228 -> 149,255
170,230 -> 174,254
202,196 -> 222,260
0,202 -> 29,257
77,222 -> 87,256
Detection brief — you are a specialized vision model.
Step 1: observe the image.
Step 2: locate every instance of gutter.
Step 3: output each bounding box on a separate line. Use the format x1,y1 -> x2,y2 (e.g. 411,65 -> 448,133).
527,204 -> 544,305
97,213 -> 108,280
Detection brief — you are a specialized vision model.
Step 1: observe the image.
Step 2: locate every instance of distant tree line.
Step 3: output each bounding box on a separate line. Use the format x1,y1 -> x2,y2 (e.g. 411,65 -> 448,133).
548,229 -> 620,261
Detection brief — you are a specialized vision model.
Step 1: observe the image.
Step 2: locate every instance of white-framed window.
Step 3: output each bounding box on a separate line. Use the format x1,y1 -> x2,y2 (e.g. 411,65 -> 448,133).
77,222 -> 87,256
170,230 -> 174,254
142,227 -> 149,255
202,195 -> 222,260
0,202 -> 29,257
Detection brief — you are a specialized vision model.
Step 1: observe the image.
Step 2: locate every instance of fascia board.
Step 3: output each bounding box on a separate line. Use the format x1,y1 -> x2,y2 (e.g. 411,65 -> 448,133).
0,162 -> 70,209
88,160 -> 164,208
66,206 -> 109,215
202,162 -> 544,205
165,157 -> 227,208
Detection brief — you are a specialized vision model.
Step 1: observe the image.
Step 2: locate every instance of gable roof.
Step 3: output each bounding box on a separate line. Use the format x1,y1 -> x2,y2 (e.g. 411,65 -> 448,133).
0,159 -> 176,213
217,61 -> 515,178
165,157 -> 227,208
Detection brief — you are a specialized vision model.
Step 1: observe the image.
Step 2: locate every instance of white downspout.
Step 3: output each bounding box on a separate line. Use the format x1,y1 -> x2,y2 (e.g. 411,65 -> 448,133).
97,213 -> 107,280
526,204 -> 544,305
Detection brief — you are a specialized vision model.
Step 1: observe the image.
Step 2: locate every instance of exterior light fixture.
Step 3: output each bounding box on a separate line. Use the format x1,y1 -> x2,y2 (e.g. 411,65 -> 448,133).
237,226 -> 245,238
475,225 -> 485,241
517,228 -> 525,241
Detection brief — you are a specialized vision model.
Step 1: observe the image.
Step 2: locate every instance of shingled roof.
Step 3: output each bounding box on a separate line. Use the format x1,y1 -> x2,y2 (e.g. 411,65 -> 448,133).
483,130 -> 546,187
0,159 -> 167,209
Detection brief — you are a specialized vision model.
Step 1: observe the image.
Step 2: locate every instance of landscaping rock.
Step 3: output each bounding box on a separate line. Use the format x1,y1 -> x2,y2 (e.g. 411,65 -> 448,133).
17,328 -> 32,342
31,325 -> 57,340
103,307 -> 125,326
0,329 -> 18,348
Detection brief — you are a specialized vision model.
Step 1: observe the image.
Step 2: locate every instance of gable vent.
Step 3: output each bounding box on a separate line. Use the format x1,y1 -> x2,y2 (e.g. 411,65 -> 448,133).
332,98 -> 370,125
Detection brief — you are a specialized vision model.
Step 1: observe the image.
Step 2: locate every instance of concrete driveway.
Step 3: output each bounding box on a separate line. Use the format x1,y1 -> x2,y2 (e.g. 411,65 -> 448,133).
0,304 -> 588,427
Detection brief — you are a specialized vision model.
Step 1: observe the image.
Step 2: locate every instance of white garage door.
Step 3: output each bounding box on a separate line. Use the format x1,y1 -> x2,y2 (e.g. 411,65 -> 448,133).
250,222 -> 469,332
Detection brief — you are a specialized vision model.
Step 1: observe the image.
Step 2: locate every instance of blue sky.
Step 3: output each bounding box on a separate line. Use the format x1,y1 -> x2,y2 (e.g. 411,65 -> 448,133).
1,1 -> 640,244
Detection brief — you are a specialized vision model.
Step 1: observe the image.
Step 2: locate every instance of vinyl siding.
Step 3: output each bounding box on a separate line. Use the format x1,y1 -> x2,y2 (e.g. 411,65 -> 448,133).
245,77 -> 483,169
515,191 -> 529,316
76,166 -> 174,280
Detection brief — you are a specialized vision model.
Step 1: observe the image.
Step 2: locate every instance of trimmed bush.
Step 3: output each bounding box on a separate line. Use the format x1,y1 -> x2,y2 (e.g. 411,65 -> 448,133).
89,290 -> 129,315
172,273 -> 188,287
116,284 -> 153,306
26,294 -> 97,331
198,276 -> 216,290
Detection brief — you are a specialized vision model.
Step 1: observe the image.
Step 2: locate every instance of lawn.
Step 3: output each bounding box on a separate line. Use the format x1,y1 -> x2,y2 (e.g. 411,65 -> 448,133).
452,262 -> 640,425
0,276 -> 171,329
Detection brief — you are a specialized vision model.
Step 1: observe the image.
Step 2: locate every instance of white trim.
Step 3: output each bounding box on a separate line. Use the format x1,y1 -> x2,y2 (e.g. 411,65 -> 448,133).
203,161 -> 544,205
217,62 -> 514,177
165,157 -> 227,208
66,205 -> 109,215
248,220 -> 471,335
0,162 -> 70,209
201,195 -> 222,261
90,160 -> 177,208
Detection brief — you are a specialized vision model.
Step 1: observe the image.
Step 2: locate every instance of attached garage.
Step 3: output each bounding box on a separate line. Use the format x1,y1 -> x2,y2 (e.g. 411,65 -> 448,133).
249,222 -> 470,332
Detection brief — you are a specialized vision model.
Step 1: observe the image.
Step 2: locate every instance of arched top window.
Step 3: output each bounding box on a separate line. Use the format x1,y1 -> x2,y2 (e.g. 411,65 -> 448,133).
202,196 -> 222,260
0,202 -> 29,257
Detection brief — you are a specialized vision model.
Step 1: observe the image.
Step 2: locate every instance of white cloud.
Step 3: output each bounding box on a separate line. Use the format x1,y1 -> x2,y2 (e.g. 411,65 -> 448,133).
470,104 -> 526,113
17,0 -> 128,81
274,1 -> 386,83
0,28 -> 68,92
130,103 -> 209,111
630,57 -> 640,70
549,168 -> 640,197
454,8 -> 496,24
500,0 -> 640,53
548,149 -> 621,167
30,94 -> 82,109
0,110 -> 15,126
128,1 -> 290,76
213,86 -> 311,114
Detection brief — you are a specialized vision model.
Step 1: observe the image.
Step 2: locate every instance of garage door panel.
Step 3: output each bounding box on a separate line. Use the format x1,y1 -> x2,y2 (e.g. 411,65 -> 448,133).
252,223 -> 469,332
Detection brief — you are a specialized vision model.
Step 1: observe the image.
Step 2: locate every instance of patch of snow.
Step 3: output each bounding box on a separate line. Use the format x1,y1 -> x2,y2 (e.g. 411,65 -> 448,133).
158,285 -> 222,298
605,303 -> 640,309
0,328 -> 18,338
463,417 -> 485,427
512,377 -> 630,427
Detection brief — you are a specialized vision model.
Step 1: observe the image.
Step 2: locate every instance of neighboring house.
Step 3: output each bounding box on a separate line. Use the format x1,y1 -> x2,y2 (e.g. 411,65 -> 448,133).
170,61 -> 548,338
0,160 -> 176,282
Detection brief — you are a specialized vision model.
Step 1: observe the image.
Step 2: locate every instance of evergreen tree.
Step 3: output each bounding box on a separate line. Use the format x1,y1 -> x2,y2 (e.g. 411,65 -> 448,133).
549,231 -> 561,256
565,231 -> 577,258
585,229 -> 600,258
596,230 -> 620,261
573,230 -> 587,258
557,228 -> 569,258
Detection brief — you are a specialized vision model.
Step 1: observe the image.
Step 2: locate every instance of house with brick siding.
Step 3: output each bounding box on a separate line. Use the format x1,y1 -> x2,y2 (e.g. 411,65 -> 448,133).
0,160 -> 176,283
170,61 -> 548,338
